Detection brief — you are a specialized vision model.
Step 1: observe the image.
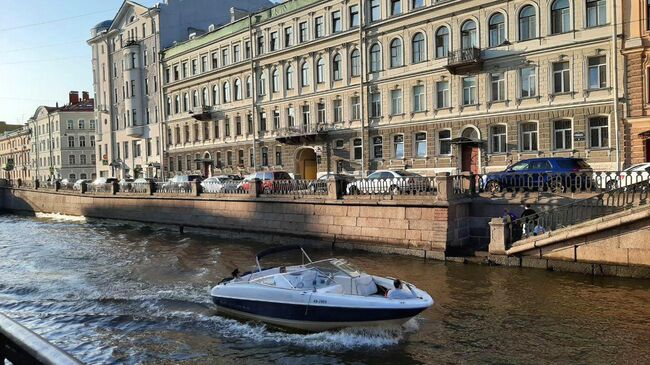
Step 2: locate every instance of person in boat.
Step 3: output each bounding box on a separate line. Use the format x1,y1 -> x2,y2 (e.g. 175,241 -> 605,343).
386,279 -> 415,299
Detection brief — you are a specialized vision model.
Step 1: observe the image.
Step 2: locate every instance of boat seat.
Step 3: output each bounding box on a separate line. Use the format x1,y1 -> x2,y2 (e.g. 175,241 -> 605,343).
354,275 -> 378,296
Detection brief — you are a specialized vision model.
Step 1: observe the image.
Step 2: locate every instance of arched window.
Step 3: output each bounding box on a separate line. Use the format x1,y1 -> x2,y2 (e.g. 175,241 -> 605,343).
551,0 -> 570,34
390,38 -> 403,68
223,82 -> 231,103
234,79 -> 242,100
192,90 -> 198,108
316,58 -> 325,83
212,85 -> 219,105
461,20 -> 477,49
166,97 -> 172,115
350,49 -> 361,76
586,0 -> 607,28
488,13 -> 505,47
412,33 -> 425,63
519,5 -> 537,41
201,88 -> 208,106
272,68 -> 280,92
301,62 -> 310,86
332,53 -> 342,80
182,93 -> 189,112
286,65 -> 294,89
259,71 -> 267,95
435,26 -> 449,58
369,43 -> 381,72
246,76 -> 252,98
261,147 -> 269,166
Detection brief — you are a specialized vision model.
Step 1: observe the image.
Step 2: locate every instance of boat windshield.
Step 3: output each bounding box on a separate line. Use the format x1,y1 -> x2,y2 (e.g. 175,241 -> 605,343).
306,259 -> 365,278
253,267 -> 336,290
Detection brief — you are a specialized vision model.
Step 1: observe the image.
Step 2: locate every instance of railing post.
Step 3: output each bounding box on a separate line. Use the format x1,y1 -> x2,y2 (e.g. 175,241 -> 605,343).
191,180 -> 201,196
327,176 -> 340,200
54,181 -> 61,192
80,181 -> 88,194
146,180 -> 155,196
248,178 -> 260,198
16,178 -> 22,188
111,181 -> 119,195
489,218 -> 508,255
34,179 -> 40,190
435,172 -> 453,201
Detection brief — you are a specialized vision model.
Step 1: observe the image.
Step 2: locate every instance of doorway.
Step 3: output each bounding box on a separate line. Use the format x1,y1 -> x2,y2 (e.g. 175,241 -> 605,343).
296,148 -> 317,180
646,139 -> 650,162
461,145 -> 480,174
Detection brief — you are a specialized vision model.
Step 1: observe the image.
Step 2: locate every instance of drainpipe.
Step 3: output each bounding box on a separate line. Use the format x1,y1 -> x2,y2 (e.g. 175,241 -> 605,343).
612,1 -> 621,170
152,10 -> 166,180
249,14 -> 258,172
359,0 -> 366,177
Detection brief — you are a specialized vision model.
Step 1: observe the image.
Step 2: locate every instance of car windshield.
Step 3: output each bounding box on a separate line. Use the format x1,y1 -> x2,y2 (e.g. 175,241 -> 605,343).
510,162 -> 530,171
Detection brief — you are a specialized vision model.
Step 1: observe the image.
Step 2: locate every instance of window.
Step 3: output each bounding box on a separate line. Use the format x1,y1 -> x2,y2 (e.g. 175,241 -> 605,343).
90,135 -> 96,147
182,62 -> 188,78
370,92 -> 381,117
286,66 -> 294,90
234,79 -> 242,100
247,114 -> 253,134
261,147 -> 268,166
436,81 -> 450,108
68,136 -> 74,147
415,132 -> 427,158
249,149 -> 255,167
488,13 -> 506,47
351,96 -> 361,120
272,69 -> 280,92
332,54 -> 342,80
586,0 -> 606,27
588,56 -> 607,89
301,62 -> 310,87
551,0 -> 571,34
412,33 -> 425,63
259,72 -> 266,95
245,41 -> 251,59
370,43 -> 382,72
372,136 -> 383,159
316,58 -> 325,83
260,112 -> 267,131
79,136 -> 86,147
519,5 -> 537,41
332,11 -> 342,33
520,67 -> 537,98
275,146 -> 283,165
301,106 -> 310,126
490,125 -> 507,153
589,117 -> 609,148
370,0 -> 381,22
390,0 -> 402,16
202,88 -> 208,106
183,93 -> 189,111
246,77 -> 252,98
435,27 -> 449,58
284,27 -> 293,47
78,120 -> 85,129
223,82 -> 231,103
233,44 -> 241,62
393,135 -> 404,159
350,5 -> 359,27
69,155 -> 75,165
80,154 -> 87,165
211,52 -> 218,69
257,35 -> 264,55
201,56 -> 207,72
333,100 -> 343,123
299,22 -> 308,42
225,118 -> 231,137
238,149 -> 244,165
461,20 -> 477,49
226,151 -> 233,166
462,76 -> 477,105
270,32 -> 278,51
222,49 -> 229,66
390,89 -> 402,115
191,59 -> 197,75
353,138 -> 363,160
192,90 -> 198,108
390,38 -> 403,68
520,122 -> 538,151
553,61 -> 571,93
315,16 -> 324,38
351,49 -> 361,76
317,103 -> 326,123
553,119 -> 572,150
491,73 -> 505,102
412,0 -> 424,9
212,85 -> 219,105
413,85 -> 425,112
438,130 -> 452,155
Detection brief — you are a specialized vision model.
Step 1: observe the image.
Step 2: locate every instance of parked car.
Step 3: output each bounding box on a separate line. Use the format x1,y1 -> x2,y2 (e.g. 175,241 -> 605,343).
162,174 -> 202,190
59,179 -> 71,189
482,157 -> 593,193
201,175 -> 233,193
594,163 -> 650,190
118,178 -> 135,191
131,178 -> 156,192
73,179 -> 92,191
346,170 -> 425,195
241,171 -> 293,193
308,173 -> 356,193
91,177 -> 118,186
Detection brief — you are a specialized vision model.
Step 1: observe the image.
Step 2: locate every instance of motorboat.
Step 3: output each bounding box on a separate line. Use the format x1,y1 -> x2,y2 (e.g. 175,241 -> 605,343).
210,245 -> 434,332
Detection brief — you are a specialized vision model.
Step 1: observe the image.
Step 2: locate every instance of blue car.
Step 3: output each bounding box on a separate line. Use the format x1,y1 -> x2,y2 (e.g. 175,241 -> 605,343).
482,157 -> 593,193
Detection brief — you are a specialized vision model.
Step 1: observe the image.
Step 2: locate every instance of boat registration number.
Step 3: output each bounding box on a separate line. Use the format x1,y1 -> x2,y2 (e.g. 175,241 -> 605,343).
313,299 -> 327,304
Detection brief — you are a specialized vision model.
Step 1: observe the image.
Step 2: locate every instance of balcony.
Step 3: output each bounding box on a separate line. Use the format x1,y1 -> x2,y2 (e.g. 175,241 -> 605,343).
275,123 -> 329,144
123,38 -> 140,48
190,106 -> 224,121
96,132 -> 103,142
126,125 -> 144,138
445,47 -> 484,75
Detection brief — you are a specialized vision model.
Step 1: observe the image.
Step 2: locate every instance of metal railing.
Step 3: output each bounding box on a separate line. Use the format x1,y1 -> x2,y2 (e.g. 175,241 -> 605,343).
260,179 -> 328,197
447,47 -> 482,66
344,177 -> 437,196
275,123 -> 327,138
155,182 -> 192,194
506,179 -> 650,246
201,181 -> 247,195
88,183 -> 113,193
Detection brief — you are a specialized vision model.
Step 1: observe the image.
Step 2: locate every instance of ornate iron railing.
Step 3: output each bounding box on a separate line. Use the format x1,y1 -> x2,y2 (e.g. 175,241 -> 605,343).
344,176 -> 437,196
155,182 -> 192,194
261,179 -> 328,197
201,180 -> 247,195
447,47 -> 482,66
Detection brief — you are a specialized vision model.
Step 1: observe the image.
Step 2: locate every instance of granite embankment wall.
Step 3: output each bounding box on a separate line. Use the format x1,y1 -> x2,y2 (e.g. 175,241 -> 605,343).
0,187 -> 471,258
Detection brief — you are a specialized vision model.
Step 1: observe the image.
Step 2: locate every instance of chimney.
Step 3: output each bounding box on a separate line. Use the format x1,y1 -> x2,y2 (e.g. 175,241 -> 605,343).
69,91 -> 79,105
82,91 -> 89,101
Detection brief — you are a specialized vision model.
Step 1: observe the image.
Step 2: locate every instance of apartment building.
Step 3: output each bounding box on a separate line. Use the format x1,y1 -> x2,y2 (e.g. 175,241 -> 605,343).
87,0 -> 272,179
28,92 -> 96,181
161,0 -> 623,180
0,126 -> 31,181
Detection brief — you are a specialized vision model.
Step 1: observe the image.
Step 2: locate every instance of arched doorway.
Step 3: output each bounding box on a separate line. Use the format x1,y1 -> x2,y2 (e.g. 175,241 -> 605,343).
202,152 -> 212,177
295,148 -> 317,180
460,126 -> 481,174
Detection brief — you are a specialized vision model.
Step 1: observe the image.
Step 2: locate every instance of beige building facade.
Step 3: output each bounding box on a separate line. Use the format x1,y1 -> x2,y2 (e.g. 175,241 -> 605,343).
0,126 -> 31,181
162,0 -> 623,179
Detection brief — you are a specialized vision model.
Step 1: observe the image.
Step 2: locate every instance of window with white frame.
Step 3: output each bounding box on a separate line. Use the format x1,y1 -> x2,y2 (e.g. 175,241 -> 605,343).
270,32 -> 278,51
353,138 -> 363,160
415,132 -> 427,158
332,54 -> 342,80
284,27 -> 293,47
520,67 -> 537,98
438,130 -> 452,155
351,96 -> 361,120
412,33 -> 425,63
413,85 -> 425,112
370,92 -> 381,117
519,5 -> 537,41
552,61 -> 570,93
390,89 -> 403,115
588,117 -> 609,148
333,100 -> 343,123
390,38 -> 403,68
68,136 -> 74,147
350,49 -> 361,76
461,20 -> 477,49
551,0 -> 571,34
315,16 -> 324,38
393,134 -> 405,159
553,119 -> 572,150
490,73 -> 505,101
69,155 -> 75,165
299,22 -> 308,43
286,65 -> 294,90
586,0 -> 607,28
350,5 -> 360,27
317,103 -> 326,123
369,0 -> 381,22
435,27 -> 449,58
302,105 -> 310,126
67,120 -> 73,129
372,136 -> 383,159
490,125 -> 507,153
436,81 -> 450,108
78,120 -> 85,129
301,62 -> 310,87
273,110 -> 281,129
369,44 -> 382,72
462,76 -> 477,105
332,10 -> 342,33
287,107 -> 294,128
316,58 -> 325,83
520,122 -> 538,151
488,13 -> 506,47
390,0 -> 402,16
588,56 -> 607,89
272,69 -> 279,92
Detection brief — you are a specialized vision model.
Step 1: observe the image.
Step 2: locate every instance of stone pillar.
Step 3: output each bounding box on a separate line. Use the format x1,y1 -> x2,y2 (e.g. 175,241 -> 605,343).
248,178 -> 260,198
488,218 -> 508,255
191,179 -> 201,196
146,180 -> 155,196
327,176 -> 340,200
80,181 -> 88,194
35,179 -> 40,190
54,180 -> 61,192
435,172 -> 453,201
111,181 -> 119,195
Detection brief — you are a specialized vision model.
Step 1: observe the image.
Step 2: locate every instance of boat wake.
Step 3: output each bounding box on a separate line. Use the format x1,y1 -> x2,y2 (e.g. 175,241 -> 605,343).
35,212 -> 86,222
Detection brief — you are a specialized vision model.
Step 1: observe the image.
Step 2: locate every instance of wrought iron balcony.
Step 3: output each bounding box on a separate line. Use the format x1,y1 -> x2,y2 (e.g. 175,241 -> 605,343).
275,123 -> 329,144
190,106 -> 224,121
445,47 -> 483,74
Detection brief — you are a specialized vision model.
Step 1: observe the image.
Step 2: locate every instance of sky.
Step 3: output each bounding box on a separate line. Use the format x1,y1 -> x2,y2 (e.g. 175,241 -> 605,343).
0,0 -> 282,124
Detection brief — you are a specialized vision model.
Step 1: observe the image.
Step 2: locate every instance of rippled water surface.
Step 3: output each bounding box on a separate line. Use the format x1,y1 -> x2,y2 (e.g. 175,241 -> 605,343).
0,213 -> 649,364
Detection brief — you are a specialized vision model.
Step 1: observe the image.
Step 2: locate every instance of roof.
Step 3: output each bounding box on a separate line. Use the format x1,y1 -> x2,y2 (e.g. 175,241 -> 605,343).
163,0 -> 322,59
59,99 -> 95,112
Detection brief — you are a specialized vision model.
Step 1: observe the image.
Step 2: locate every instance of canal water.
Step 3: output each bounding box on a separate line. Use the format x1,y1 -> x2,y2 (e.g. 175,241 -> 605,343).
0,213 -> 649,365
